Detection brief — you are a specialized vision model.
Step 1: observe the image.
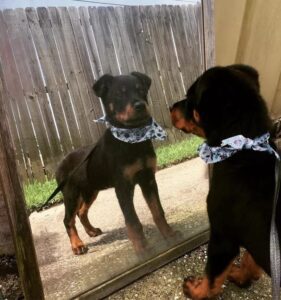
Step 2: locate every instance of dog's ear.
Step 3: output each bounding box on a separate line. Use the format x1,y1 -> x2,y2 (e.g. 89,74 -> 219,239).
93,74 -> 114,98
228,64 -> 260,91
131,72 -> 152,91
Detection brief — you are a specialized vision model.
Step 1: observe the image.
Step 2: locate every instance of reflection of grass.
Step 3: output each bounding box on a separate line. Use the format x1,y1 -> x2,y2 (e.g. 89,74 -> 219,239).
24,179 -> 61,211
24,136 -> 202,211
156,136 -> 203,168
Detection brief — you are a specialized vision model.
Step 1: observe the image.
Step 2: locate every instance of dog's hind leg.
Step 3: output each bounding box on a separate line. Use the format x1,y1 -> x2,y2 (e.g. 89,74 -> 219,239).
63,188 -> 88,255
227,251 -> 262,287
77,191 -> 102,238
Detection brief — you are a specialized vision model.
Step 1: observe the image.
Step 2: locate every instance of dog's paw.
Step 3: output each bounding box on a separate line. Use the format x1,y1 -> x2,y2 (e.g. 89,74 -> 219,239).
183,276 -> 216,300
72,243 -> 89,255
132,238 -> 148,255
227,264 -> 258,288
87,227 -> 103,237
165,229 -> 183,245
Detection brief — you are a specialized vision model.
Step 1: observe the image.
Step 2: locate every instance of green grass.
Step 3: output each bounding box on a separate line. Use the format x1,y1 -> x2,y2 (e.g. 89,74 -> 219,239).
24,179 -> 61,211
156,136 -> 203,168
24,136 -> 203,211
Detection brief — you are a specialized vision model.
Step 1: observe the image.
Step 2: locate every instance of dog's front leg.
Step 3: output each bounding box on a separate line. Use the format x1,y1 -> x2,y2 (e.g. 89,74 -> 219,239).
138,170 -> 181,240
183,232 -> 239,299
115,181 -> 147,254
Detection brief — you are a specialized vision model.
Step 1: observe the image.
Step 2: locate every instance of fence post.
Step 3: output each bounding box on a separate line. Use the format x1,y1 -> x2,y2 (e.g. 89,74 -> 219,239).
0,63 -> 44,299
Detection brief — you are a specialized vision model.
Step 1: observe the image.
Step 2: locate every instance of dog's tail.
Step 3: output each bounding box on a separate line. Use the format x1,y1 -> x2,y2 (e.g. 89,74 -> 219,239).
36,144 -> 98,212
36,180 -> 67,212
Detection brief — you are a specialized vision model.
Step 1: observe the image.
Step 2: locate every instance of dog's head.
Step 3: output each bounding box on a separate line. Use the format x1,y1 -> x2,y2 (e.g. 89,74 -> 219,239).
93,72 -> 152,128
170,64 -> 272,146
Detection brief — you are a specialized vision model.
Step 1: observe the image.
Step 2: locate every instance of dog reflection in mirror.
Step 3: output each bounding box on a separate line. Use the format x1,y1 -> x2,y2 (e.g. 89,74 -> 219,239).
51,72 -> 180,255
170,64 -> 280,299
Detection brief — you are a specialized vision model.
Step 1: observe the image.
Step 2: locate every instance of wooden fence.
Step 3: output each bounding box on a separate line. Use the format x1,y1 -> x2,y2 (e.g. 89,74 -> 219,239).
0,4 -> 205,181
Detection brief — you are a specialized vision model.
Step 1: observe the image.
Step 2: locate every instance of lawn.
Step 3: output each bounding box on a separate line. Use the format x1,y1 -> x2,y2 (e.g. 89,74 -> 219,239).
24,136 -> 203,211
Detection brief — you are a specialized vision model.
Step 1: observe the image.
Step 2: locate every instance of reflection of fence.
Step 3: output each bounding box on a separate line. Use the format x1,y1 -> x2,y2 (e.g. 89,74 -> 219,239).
0,5 -> 205,181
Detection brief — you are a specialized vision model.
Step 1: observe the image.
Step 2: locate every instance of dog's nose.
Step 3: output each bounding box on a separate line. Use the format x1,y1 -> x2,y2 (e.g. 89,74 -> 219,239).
134,101 -> 146,111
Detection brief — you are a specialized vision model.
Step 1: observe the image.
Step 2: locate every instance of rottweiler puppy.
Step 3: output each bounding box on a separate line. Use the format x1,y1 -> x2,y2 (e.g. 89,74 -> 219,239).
170,64 -> 281,299
55,72 -> 178,255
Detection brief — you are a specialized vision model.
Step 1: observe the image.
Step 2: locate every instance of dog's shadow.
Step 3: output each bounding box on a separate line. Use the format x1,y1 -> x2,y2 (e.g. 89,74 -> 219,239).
86,224 -> 166,249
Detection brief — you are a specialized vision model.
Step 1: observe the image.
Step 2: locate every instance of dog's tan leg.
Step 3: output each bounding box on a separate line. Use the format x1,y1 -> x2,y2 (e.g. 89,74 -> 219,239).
183,262 -> 233,300
228,251 -> 262,287
77,192 -> 102,237
64,197 -> 88,255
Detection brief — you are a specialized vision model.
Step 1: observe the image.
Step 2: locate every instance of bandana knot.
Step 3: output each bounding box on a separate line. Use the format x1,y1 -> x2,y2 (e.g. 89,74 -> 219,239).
199,133 -> 280,164
94,116 -> 167,143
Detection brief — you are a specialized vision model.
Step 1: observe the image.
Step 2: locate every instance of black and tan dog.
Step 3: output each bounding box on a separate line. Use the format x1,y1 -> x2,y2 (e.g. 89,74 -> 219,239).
52,72 -> 178,255
170,64 -> 281,299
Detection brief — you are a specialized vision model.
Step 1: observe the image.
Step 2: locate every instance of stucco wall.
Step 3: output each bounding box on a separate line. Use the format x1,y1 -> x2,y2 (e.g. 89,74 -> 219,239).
215,0 -> 281,119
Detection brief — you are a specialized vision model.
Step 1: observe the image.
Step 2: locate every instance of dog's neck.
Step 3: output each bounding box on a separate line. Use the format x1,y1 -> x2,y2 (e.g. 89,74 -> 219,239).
199,133 -> 279,164
94,116 -> 167,144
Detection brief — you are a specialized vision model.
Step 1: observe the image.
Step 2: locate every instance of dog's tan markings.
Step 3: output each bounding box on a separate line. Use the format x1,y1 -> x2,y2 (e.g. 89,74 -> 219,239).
183,262 -> 234,299
77,192 -> 102,238
66,198 -> 88,255
170,106 -> 206,137
123,159 -> 143,181
228,251 -> 262,287
115,103 -> 134,122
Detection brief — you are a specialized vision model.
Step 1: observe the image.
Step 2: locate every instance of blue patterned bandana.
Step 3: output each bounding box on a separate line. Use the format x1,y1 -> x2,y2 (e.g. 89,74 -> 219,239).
94,116 -> 167,143
199,133 -> 280,164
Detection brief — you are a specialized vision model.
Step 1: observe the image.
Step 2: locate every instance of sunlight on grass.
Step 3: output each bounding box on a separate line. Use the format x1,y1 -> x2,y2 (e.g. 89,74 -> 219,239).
24,136 -> 203,210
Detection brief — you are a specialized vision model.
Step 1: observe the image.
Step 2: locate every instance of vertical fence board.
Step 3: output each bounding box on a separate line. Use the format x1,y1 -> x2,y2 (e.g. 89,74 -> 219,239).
49,7 -> 93,146
128,7 -> 170,127
105,7 -> 130,74
3,9 -> 51,180
202,0 -> 215,70
114,7 -> 138,71
26,7 -> 72,161
68,7 -> 104,139
37,7 -> 81,151
0,10 -> 43,180
89,7 -> 119,75
16,8 -> 64,173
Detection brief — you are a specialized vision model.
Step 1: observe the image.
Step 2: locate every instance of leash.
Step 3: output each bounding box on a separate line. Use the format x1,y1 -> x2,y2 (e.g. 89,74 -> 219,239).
271,152 -> 281,300
37,144 -> 98,212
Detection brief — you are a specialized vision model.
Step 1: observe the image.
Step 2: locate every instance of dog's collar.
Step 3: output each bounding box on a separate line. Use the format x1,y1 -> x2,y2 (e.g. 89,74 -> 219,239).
199,133 -> 280,164
94,116 -> 167,143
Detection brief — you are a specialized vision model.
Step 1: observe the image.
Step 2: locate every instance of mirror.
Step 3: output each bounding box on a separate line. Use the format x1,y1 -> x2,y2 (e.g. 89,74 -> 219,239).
0,1 -> 213,298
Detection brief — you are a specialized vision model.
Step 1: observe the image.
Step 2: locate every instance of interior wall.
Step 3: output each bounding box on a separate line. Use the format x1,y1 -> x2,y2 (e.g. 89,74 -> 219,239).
215,0 -> 281,119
